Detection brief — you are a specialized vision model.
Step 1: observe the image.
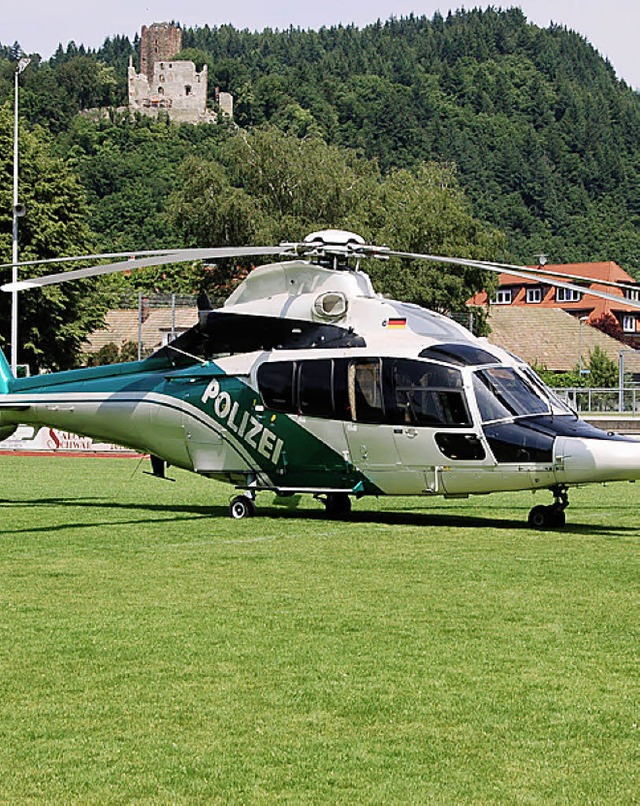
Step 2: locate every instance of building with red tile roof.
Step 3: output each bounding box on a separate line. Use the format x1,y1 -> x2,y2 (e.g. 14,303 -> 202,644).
468,261 -> 640,339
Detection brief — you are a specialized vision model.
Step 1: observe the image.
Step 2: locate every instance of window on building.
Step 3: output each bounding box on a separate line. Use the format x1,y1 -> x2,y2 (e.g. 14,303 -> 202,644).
623,315 -> 636,333
185,85 -> 192,96
492,289 -> 512,305
526,287 -> 543,304
624,287 -> 640,302
157,87 -> 164,96
556,287 -> 583,303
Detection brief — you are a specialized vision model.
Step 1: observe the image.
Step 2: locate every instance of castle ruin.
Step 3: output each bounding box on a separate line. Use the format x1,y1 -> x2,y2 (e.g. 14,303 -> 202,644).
128,22 -> 233,124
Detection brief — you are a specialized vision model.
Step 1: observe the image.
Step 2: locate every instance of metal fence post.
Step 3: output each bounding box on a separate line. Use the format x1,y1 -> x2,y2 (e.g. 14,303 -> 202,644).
138,291 -> 143,361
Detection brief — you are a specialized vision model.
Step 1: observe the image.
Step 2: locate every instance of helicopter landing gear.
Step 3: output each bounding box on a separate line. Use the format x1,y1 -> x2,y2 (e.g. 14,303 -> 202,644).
528,485 -> 568,529
321,492 -> 352,518
229,494 -> 257,519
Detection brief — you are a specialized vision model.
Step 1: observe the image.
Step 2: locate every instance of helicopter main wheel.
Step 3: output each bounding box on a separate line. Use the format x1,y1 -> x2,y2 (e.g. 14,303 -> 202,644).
323,492 -> 352,518
229,495 -> 257,520
527,504 -> 566,529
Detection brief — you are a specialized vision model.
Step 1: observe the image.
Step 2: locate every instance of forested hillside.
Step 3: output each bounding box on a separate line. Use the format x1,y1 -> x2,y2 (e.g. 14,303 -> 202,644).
0,8 -> 639,368
180,9 -> 640,270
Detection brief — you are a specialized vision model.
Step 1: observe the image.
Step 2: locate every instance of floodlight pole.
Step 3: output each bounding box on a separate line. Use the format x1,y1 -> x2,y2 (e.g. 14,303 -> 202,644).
11,56 -> 30,375
618,348 -> 636,413
578,315 -> 589,376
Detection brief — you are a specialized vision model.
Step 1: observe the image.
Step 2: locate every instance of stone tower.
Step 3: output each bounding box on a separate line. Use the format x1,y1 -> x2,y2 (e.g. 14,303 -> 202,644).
140,22 -> 182,82
128,22 -> 232,124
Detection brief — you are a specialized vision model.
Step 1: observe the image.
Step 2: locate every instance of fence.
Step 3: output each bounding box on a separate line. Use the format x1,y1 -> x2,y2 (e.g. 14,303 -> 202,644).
553,387 -> 640,415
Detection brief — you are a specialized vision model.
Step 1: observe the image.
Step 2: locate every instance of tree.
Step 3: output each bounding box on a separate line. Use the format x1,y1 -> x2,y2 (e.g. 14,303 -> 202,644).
587,346 -> 618,387
167,126 -> 503,307
0,105 -> 106,371
369,163 -> 504,311
589,312 -> 636,346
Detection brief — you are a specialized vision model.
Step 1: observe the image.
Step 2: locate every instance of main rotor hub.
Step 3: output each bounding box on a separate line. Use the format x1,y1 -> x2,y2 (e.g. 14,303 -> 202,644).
281,229 -> 382,270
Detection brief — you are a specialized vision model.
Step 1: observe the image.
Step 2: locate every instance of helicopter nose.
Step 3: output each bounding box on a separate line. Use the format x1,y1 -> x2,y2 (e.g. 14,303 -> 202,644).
555,436 -> 640,484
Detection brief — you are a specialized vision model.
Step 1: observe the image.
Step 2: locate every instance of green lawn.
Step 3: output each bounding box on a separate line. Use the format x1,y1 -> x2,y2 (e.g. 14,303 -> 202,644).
0,456 -> 638,803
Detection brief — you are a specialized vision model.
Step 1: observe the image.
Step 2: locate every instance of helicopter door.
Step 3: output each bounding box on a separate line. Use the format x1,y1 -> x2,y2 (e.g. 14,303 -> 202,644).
386,359 -> 479,494
342,359 -> 405,494
178,377 -> 248,474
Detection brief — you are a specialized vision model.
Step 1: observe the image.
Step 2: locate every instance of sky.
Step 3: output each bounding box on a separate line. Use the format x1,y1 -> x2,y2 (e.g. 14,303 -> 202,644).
2,0 -> 639,89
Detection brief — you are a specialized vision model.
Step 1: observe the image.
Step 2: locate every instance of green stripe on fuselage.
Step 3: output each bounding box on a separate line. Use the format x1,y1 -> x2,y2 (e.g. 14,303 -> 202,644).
12,357 -> 379,493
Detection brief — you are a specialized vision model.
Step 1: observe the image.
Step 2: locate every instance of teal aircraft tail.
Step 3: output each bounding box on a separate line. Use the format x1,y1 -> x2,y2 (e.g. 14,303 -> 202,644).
0,348 -> 14,394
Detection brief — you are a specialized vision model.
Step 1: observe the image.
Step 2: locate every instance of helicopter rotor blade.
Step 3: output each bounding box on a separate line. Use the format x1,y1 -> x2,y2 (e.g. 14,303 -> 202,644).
383,249 -> 640,312
0,248 -> 186,272
0,246 -> 283,292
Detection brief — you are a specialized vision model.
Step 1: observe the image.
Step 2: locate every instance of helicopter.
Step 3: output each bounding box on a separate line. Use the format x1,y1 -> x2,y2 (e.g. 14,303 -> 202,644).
1,228 -> 640,528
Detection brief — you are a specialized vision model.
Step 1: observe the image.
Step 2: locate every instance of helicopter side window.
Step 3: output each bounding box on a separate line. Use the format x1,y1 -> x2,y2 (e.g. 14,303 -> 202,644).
348,360 -> 384,423
299,360 -> 334,418
257,361 -> 296,413
384,359 -> 471,428
332,359 -> 351,420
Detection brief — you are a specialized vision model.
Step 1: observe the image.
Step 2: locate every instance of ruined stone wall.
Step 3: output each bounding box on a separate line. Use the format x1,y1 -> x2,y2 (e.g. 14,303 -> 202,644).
128,59 -> 211,123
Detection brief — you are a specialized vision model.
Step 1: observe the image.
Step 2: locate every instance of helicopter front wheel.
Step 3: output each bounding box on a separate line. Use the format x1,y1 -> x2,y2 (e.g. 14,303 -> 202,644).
229,495 -> 257,519
528,505 -> 566,529
528,485 -> 569,529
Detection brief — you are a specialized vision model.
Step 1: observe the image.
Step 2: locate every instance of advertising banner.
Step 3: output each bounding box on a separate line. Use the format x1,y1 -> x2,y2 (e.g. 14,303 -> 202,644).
0,426 -> 139,455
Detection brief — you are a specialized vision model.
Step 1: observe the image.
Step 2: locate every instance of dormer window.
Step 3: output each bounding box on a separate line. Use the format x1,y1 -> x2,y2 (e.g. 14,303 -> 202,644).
492,289 -> 512,305
556,288 -> 582,302
526,287 -> 543,304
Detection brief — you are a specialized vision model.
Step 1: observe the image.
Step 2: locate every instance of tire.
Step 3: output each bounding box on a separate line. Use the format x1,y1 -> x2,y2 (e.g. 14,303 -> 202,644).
324,492 -> 352,518
528,504 -> 566,529
549,508 -> 566,528
229,495 -> 256,519
528,504 -> 550,529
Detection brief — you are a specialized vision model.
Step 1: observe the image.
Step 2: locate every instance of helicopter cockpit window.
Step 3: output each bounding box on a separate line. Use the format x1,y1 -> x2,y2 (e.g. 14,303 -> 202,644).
519,365 -> 573,416
473,367 -> 549,422
384,359 -> 471,428
349,360 -> 384,423
257,361 -> 296,413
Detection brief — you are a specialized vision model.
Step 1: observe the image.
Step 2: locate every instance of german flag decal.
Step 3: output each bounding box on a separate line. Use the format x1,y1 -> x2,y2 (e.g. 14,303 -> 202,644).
386,318 -> 407,328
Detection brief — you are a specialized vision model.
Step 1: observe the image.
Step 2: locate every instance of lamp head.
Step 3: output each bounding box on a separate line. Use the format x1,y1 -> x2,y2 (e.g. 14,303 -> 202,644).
16,57 -> 31,75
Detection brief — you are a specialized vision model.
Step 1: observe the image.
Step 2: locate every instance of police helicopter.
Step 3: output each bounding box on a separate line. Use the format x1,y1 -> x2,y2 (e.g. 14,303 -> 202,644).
1,228 -> 640,529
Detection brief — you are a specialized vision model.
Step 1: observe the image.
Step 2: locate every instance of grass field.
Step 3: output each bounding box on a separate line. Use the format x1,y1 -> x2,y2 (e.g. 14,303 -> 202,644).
0,455 -> 638,803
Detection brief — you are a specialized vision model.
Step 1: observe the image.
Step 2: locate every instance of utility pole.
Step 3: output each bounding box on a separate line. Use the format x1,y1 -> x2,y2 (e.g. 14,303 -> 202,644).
11,56 -> 31,375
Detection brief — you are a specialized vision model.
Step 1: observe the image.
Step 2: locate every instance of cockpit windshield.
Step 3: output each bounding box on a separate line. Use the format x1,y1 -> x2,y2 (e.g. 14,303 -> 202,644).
473,366 -> 550,422
518,364 -> 574,416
